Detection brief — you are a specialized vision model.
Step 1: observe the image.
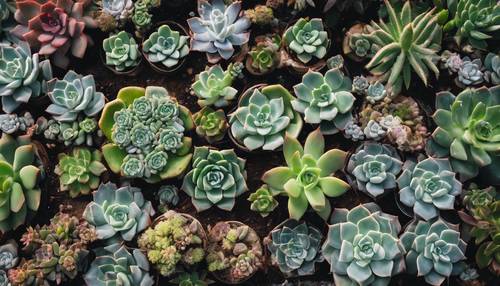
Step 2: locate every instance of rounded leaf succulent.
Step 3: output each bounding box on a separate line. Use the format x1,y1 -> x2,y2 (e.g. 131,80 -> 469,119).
156,185 -> 180,213
192,63 -> 241,108
283,18 -> 330,64
457,58 -> 484,86
0,240 -> 18,270
193,106 -> 228,144
143,24 -> 190,69
363,120 -> 386,140
103,31 -> 140,72
248,185 -> 278,217
366,82 -> 387,103
247,36 -> 280,74
101,0 -> 134,21
484,53 -> 500,84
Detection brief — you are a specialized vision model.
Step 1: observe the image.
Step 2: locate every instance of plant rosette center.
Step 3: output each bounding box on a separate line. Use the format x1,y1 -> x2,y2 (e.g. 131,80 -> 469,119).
104,204 -> 133,230
198,164 -> 235,204
283,237 -> 307,259
469,119 -> 494,142
353,235 -> 382,265
40,12 -> 63,32
312,84 -> 336,108
414,173 -> 451,204
297,167 -> 321,190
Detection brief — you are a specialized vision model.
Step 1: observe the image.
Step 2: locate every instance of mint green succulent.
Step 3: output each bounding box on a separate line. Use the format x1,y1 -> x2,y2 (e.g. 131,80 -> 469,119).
248,185 -> 278,217
484,53 -> 500,84
143,24 -> 190,68
401,219 -> 467,286
103,31 -> 140,72
230,85 -> 303,151
292,68 -> 355,134
322,203 -> 405,286
191,63 -> 242,108
283,18 -> 330,64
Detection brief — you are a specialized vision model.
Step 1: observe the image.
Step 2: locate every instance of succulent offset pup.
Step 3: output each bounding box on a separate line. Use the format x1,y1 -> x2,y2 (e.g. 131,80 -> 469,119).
283,18 -> 330,64
103,31 -> 140,72
248,184 -> 278,217
142,24 -> 190,69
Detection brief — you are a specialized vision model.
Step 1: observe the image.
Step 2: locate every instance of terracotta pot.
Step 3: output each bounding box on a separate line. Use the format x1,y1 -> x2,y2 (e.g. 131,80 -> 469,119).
342,23 -> 370,62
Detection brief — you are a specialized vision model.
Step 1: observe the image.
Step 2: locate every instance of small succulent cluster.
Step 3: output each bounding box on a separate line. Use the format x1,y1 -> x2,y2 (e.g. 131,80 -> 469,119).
138,211 -> 206,277
132,0 -> 158,35
103,31 -> 140,72
0,112 -> 34,134
440,51 -> 500,87
192,63 -> 242,108
36,116 -> 104,147
194,106 -> 229,144
0,240 -> 19,272
143,24 -> 190,69
156,185 -> 180,213
246,35 -> 280,75
248,185 -> 278,217
283,18 -> 330,64
95,0 -> 134,32
245,5 -> 275,26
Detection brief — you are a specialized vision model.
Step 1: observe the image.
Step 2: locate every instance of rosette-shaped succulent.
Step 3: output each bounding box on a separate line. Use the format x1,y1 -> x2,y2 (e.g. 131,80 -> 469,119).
0,134 -> 42,232
248,185 -> 278,217
400,219 -> 467,286
283,18 -> 330,64
83,182 -> 155,241
192,63 -> 241,108
0,40 -> 53,113
426,86 -> 500,181
194,106 -> 228,144
322,203 -> 405,286
247,35 -> 280,74
156,185 -> 180,213
101,0 -> 134,21
366,82 -> 387,103
344,121 -> 365,141
0,240 -> 18,270
188,0 -> 251,62
230,85 -> 303,151
347,143 -> 403,198
484,53 -> 500,84
262,129 -> 350,220
364,0 -> 442,94
12,0 -> 96,69
103,31 -> 140,72
143,24 -> 190,69
398,157 -> 462,221
182,147 -> 247,212
364,120 -> 386,140
84,243 -> 154,286
46,71 -> 105,122
266,220 -> 323,276
0,112 -> 34,135
292,68 -> 355,134
132,0 -> 152,32
457,58 -> 484,86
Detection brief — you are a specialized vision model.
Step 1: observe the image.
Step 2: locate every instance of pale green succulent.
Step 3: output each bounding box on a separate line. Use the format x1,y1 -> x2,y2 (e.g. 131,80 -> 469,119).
36,116 -> 103,147
191,63 -> 242,108
247,38 -> 280,74
248,185 -> 278,217
103,31 -> 140,72
193,106 -> 228,144
283,18 -> 330,64
143,24 -> 190,69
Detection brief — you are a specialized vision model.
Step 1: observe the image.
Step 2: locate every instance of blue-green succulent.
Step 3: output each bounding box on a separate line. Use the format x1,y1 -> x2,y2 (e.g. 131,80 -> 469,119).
191,63 -> 242,108
283,18 -> 330,64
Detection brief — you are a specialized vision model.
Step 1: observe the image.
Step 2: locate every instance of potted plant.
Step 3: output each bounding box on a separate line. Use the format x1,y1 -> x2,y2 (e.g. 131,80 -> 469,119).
102,31 -> 142,76
193,106 -> 229,144
245,35 -> 281,76
342,23 -> 375,62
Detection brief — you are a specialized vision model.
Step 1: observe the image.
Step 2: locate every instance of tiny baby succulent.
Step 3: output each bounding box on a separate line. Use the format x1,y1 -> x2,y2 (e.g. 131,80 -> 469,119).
83,182 -> 155,242
344,120 -> 365,141
170,271 -> 211,286
347,143 -> 403,198
400,219 -> 467,286
188,0 -> 251,63
36,116 -> 103,147
84,243 -> 154,286
246,35 -> 280,75
0,241 -> 18,270
457,57 -> 484,87
0,112 -> 34,135
484,53 -> 500,84
363,119 -> 386,140
182,147 -> 247,212
266,219 -> 323,276
283,18 -> 330,64
46,71 -> 105,122
292,68 -> 355,134
326,55 -> 344,70
229,85 -> 303,151
352,76 -> 369,94
262,129 -> 350,220
441,50 -> 464,73
191,63 -> 242,108
343,24 -> 376,60
132,0 -> 152,35
156,185 -> 180,213
54,148 -> 107,198
248,185 -> 278,217
143,24 -> 190,70
322,203 -> 405,286
366,82 -> 387,104
398,157 -> 462,221
193,106 -> 228,144
0,40 -> 52,113
103,31 -> 140,72
138,211 -> 206,276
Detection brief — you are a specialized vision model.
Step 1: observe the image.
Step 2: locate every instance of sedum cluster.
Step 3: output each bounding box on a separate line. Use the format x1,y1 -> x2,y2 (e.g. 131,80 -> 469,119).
192,63 -> 243,108
36,116 -> 103,147
194,106 -> 229,144
0,112 -> 34,135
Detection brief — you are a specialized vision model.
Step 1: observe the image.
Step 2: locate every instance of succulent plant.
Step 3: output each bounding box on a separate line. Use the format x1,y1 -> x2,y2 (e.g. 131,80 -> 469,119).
182,147 -> 247,212
0,112 -> 34,135
46,71 -> 105,122
0,0 -> 14,34
441,50 -> 464,73
262,129 -> 349,220
344,120 -> 365,141
84,243 -> 154,286
12,0 -> 96,69
191,63 -> 241,108
400,218 -> 467,286
347,143 -> 403,198
0,240 -> 18,270
188,0 -> 251,62
156,185 -> 180,213
326,55 -> 344,70
364,0 -> 442,94
283,18 -> 330,64
366,82 -> 387,103
484,53 -> 500,84
398,157 -> 462,220
463,184 -> 497,219
247,36 -> 280,74
193,106 -> 228,144
36,116 -> 103,147
99,86 -> 194,182
266,220 -> 323,276
346,27 -> 375,59
230,85 -> 303,151
143,24 -> 190,69
245,5 -> 274,26
292,68 -> 355,134
132,0 -> 152,33
54,148 -> 107,198
363,119 -> 386,140
0,40 -> 52,113
248,185 -> 278,217
103,31 -> 140,72
138,211 -> 206,276
169,271 -> 211,286
457,57 -> 484,86
83,182 -> 155,242
322,203 -> 405,286
100,0 -> 134,22
426,86 -> 500,181
352,76 -> 369,94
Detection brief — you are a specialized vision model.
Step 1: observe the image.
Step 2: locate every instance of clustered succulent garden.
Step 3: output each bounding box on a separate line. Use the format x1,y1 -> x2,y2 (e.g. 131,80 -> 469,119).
248,185 -> 278,217
0,112 -> 34,134
103,31 -> 140,72
283,18 -> 330,64
192,63 -> 242,108
142,24 -> 190,69
36,115 -> 104,147
194,106 -> 229,144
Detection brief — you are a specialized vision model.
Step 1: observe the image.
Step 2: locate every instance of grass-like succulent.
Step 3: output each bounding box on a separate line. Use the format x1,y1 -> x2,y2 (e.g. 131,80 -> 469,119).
229,85 -> 303,151
248,185 -> 278,217
192,63 -> 242,108
283,18 -> 330,64
103,31 -> 140,72
262,129 -> 350,220
143,24 -> 190,69
194,106 -> 228,144
322,203 -> 405,286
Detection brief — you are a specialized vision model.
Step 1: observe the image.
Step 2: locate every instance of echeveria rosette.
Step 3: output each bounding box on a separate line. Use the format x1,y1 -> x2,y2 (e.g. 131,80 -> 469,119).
397,157 -> 462,221
262,129 -> 350,220
400,219 -> 467,286
347,143 -> 403,198
192,63 -> 241,108
248,185 -> 278,217
426,86 -> 500,182
322,203 -> 405,286
230,85 -> 303,151
193,106 -> 228,144
0,240 -> 18,270
84,243 -> 154,286
46,70 -> 105,122
292,68 -> 355,135
143,24 -> 190,69
101,0 -> 134,21
283,18 -> 330,64
103,31 -> 140,72
484,53 -> 500,85
267,219 -> 323,276
187,0 -> 251,63
83,182 -> 155,242
182,147 -> 248,212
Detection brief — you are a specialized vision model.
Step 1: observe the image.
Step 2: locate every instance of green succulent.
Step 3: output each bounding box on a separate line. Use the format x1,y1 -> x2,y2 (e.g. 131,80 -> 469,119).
248,185 -> 278,217
182,147 -> 247,212
143,24 -> 190,68
103,31 -> 140,72
322,203 -> 405,286
191,63 -> 242,108
426,86 -> 500,181
484,53 -> 500,84
292,68 -> 355,134
400,218 -> 467,286
169,271 -> 211,286
262,129 -> 350,220
463,184 -> 497,218
37,116 -> 102,147
248,39 -> 280,74
267,219 -> 323,276
156,185 -> 180,213
230,85 -> 303,151
132,0 -> 152,32
193,106 -> 228,144
283,18 -> 330,64
54,148 -> 107,198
